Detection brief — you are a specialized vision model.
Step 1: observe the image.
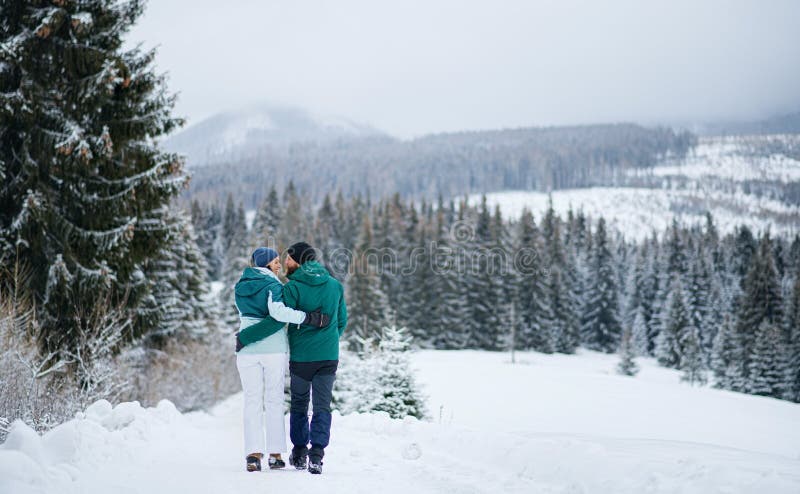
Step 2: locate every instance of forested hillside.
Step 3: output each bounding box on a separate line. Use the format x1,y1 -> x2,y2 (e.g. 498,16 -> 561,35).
185,124 -> 696,208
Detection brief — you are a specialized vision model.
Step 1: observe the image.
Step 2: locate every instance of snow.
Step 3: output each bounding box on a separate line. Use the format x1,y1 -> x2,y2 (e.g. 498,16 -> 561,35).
244,209 -> 255,231
221,113 -> 276,149
472,187 -> 800,241
636,136 -> 800,184
2,350 -> 799,493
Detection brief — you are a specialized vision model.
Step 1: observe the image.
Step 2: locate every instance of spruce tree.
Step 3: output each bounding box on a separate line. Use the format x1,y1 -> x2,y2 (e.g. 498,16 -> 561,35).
735,234 -> 783,389
617,326 -> 639,376
369,326 -> 427,420
710,314 -> 740,389
514,208 -> 551,351
544,199 -> 579,353
251,185 -> 281,246
656,276 -> 689,368
0,0 -> 188,352
631,306 -> 649,356
345,217 -> 391,351
784,274 -> 800,402
680,324 -> 707,385
748,321 -> 786,397
580,218 -> 621,353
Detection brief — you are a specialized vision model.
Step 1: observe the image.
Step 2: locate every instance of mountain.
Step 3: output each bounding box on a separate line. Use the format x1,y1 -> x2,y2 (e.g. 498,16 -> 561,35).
163,104 -> 386,167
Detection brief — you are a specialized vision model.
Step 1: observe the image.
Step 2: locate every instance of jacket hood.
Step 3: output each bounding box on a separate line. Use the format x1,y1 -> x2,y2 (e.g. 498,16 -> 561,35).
288,261 -> 331,286
235,267 -> 277,296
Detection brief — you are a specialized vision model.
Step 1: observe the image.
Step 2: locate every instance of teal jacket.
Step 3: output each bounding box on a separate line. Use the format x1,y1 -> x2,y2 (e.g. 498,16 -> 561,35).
283,261 -> 347,362
235,267 -> 286,346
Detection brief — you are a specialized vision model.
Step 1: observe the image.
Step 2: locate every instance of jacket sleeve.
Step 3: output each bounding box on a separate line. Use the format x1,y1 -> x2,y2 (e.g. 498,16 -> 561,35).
337,285 -> 347,336
267,290 -> 306,325
283,283 -> 300,330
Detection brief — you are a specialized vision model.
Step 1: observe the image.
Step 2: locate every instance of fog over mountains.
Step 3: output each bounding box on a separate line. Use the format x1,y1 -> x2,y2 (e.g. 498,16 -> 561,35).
164,104 -> 385,167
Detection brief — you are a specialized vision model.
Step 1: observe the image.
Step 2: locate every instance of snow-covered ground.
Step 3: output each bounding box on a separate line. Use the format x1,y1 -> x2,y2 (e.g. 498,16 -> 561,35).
471,135 -> 800,241
641,135 -> 800,184
472,187 -> 799,241
2,350 -> 799,493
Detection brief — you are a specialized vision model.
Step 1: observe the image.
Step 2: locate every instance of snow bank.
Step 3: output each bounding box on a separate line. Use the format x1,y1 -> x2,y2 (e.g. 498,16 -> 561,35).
0,400 -> 182,494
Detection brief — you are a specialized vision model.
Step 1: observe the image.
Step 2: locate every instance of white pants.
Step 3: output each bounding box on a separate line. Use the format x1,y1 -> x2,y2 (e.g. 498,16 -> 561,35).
236,352 -> 288,456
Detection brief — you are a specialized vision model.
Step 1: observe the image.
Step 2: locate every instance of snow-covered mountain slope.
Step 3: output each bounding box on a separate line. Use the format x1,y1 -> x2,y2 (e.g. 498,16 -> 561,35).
472,186 -> 799,241
636,135 -> 800,184
471,134 -> 800,241
163,104 -> 384,167
2,350 -> 799,493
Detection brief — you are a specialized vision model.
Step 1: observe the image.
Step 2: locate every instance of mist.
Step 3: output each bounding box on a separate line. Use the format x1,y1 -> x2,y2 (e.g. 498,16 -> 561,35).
126,0 -> 800,138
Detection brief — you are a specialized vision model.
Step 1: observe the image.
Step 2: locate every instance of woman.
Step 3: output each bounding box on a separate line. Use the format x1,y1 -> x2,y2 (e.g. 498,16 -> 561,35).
234,247 -> 329,472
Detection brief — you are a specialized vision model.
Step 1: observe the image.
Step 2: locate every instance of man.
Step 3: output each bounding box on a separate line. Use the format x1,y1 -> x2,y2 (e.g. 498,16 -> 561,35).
272,241 -> 347,475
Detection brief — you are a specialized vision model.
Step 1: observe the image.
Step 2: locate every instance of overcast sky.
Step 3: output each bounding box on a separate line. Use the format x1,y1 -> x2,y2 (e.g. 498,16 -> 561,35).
126,0 -> 800,138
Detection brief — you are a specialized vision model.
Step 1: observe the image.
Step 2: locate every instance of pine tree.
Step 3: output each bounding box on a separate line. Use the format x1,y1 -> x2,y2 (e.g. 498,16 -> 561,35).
143,210 -> 217,344
514,208 -> 551,351
345,217 -> 391,352
748,321 -> 786,397
735,234 -> 783,389
430,207 -> 470,349
710,314 -> 740,389
656,276 -> 690,368
581,218 -> 621,353
252,185 -> 281,246
1,1 -> 188,352
680,324 -> 707,385
544,199 -> 579,353
617,326 -> 639,376
784,274 -> 800,402
631,306 -> 649,356
469,204 -> 509,351
369,326 -> 427,420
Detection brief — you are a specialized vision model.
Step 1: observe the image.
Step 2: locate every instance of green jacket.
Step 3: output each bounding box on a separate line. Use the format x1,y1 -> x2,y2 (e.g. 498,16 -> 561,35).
283,261 -> 347,362
235,267 -> 286,346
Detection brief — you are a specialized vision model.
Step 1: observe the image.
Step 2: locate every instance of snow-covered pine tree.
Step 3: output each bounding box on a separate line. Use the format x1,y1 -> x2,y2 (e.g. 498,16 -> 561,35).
513,208 -> 551,351
0,1 -> 188,351
710,314 -> 739,389
251,185 -> 282,246
430,207 -> 470,349
656,276 -> 690,368
468,200 -> 508,350
369,326 -> 427,420
543,198 -> 579,354
580,218 -> 621,353
631,305 -> 649,356
219,200 -> 249,327
687,249 -> 712,356
735,234 -> 783,390
680,323 -> 707,385
617,326 -> 639,376
142,209 -> 217,344
748,321 -> 786,398
641,233 -> 663,356
345,217 -> 391,352
784,274 -> 800,402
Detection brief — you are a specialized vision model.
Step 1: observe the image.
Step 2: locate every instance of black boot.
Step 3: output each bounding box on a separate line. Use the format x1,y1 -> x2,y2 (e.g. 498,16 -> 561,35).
288,446 -> 308,470
308,447 -> 324,475
246,454 -> 262,472
268,456 -> 286,470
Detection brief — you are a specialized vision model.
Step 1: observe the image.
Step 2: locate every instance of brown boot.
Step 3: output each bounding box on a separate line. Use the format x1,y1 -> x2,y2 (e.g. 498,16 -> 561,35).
246,453 -> 263,472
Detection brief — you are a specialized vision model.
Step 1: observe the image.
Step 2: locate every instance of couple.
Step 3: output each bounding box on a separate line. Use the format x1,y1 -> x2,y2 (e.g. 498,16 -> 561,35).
233,241 -> 347,475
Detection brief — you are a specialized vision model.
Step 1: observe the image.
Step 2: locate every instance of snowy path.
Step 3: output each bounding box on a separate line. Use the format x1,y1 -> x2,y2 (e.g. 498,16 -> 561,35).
2,350 -> 800,493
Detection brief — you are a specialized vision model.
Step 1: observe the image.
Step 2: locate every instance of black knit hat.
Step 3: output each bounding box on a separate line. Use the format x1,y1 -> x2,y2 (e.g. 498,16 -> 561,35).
287,242 -> 316,265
